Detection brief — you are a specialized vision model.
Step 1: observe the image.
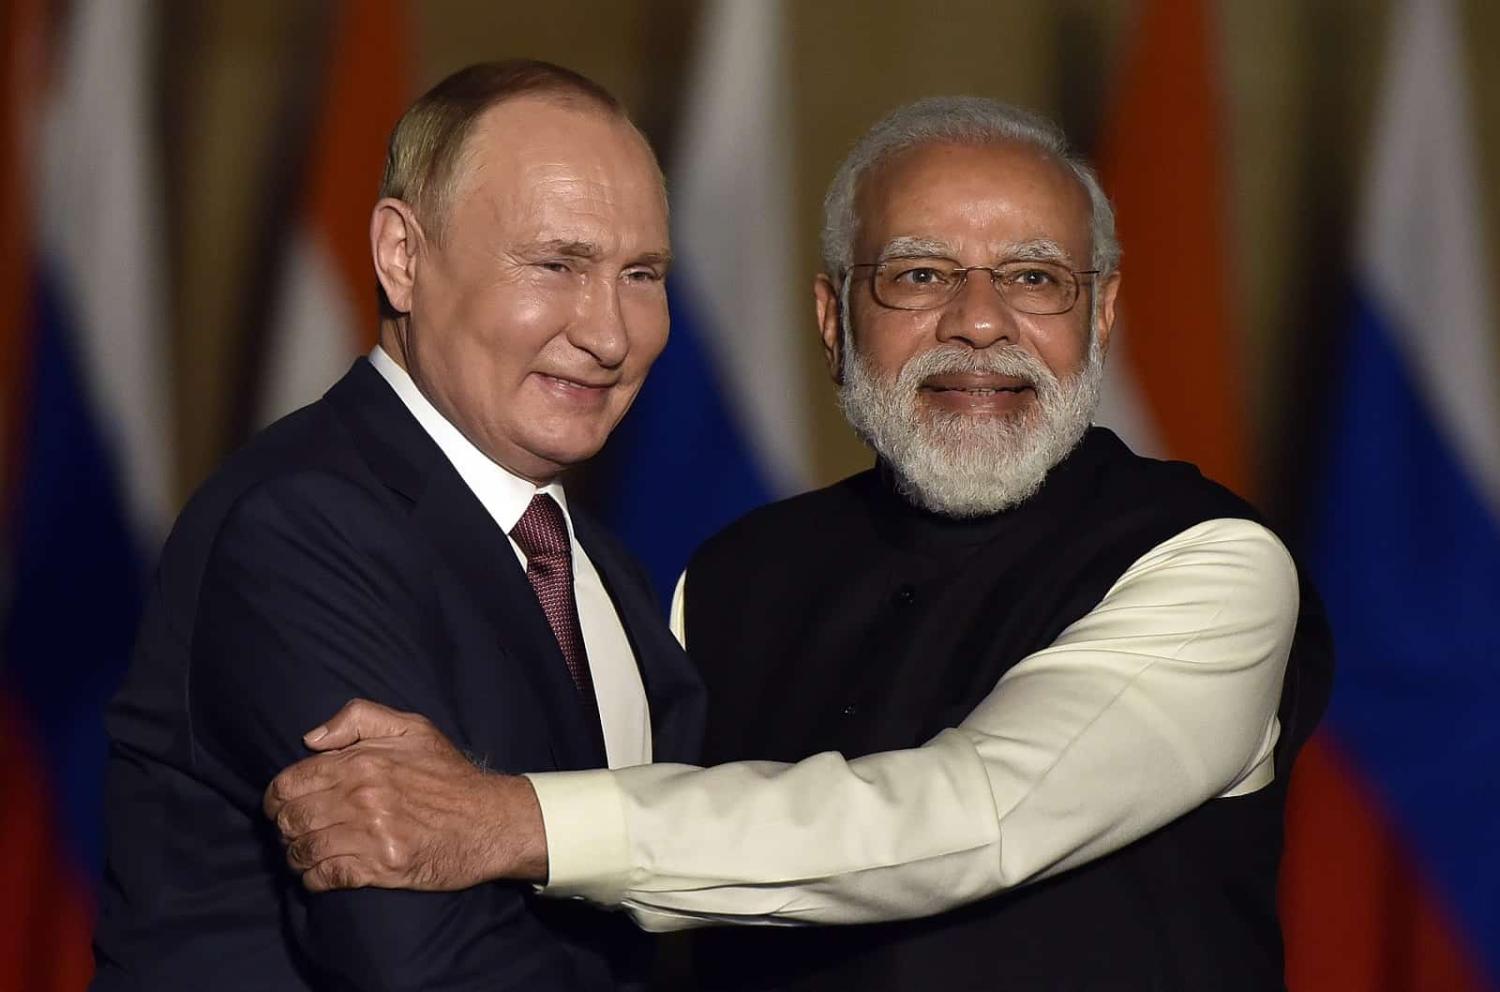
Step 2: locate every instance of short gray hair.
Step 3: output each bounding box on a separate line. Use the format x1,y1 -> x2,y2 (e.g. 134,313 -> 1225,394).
820,96 -> 1121,279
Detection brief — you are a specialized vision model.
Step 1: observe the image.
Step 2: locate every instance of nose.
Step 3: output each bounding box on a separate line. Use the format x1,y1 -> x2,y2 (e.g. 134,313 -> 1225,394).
567,277 -> 629,368
934,270 -> 1020,349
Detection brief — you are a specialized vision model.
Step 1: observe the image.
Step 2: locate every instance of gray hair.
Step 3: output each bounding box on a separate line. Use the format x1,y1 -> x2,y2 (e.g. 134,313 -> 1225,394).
820,96 -> 1121,279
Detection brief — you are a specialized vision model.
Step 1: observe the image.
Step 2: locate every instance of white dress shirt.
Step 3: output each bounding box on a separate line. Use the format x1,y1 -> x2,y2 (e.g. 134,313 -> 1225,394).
525,517 -> 1295,930
369,346 -> 651,769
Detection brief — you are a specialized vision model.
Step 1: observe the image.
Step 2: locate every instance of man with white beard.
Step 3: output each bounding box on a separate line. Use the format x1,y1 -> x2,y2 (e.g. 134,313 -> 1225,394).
267,98 -> 1332,991
834,281 -> 1106,518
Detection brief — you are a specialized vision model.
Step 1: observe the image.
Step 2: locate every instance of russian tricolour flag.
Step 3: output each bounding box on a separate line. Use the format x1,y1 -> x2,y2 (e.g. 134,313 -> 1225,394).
1304,0 -> 1500,984
595,0 -> 810,593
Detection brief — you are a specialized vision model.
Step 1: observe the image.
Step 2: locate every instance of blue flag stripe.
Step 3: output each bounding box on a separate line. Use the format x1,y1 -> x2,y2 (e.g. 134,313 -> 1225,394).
3,270 -> 148,881
593,285 -> 776,598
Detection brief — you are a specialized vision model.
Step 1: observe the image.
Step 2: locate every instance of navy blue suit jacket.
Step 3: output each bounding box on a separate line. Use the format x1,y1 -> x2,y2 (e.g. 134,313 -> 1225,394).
93,360 -> 705,990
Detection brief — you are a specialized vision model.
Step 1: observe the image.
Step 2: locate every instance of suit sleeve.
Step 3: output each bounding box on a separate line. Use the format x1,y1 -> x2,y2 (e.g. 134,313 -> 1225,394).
527,517 -> 1297,931
190,473 -> 585,990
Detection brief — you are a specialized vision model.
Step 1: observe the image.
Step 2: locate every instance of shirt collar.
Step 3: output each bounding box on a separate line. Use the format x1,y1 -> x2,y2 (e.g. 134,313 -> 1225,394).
368,345 -> 571,536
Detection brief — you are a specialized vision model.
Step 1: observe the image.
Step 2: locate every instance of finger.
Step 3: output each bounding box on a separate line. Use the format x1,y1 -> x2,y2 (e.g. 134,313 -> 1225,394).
264,753 -> 343,818
286,823 -> 366,873
304,698 -> 429,751
274,791 -> 346,843
302,855 -> 371,893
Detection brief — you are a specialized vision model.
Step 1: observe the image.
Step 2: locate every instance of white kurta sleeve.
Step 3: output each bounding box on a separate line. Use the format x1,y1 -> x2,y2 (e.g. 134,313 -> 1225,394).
525,517 -> 1297,932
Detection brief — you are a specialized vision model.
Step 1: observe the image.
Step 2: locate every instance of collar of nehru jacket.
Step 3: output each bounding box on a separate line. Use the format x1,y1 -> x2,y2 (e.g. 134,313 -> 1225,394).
863,426 -> 1115,555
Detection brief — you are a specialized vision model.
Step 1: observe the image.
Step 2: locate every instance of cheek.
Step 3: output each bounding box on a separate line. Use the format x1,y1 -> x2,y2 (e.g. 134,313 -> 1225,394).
622,294 -> 671,369
471,287 -> 552,343
858,310 -> 934,378
455,292 -> 569,373
1029,318 -> 1092,379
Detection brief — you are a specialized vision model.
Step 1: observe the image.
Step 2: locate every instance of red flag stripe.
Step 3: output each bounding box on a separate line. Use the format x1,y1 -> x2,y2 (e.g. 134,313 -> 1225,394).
0,694 -> 97,991
1281,736 -> 1489,991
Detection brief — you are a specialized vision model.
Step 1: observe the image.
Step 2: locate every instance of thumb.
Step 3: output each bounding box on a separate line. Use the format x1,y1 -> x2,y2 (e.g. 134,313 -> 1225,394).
303,698 -> 426,751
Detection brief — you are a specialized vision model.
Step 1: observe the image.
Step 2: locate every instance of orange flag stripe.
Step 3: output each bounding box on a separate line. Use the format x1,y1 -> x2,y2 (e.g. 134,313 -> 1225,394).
1098,0 -> 1249,497
0,0 -> 47,514
304,0 -> 409,349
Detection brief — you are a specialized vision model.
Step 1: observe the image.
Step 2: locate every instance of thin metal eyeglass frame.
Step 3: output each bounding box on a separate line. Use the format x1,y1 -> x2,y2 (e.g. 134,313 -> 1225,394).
844,259 -> 1101,316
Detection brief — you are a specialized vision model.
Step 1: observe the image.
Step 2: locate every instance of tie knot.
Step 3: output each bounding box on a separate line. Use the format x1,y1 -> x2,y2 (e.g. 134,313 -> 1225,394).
511,493 -> 571,559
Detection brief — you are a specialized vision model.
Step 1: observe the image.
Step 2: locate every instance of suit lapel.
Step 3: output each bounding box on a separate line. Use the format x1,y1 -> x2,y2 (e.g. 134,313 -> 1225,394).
571,512 -> 706,764
411,476 -> 606,771
326,359 -> 606,771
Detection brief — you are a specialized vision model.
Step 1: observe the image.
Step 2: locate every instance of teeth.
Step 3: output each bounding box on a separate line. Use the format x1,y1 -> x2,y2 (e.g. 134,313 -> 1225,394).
924,383 -> 1029,395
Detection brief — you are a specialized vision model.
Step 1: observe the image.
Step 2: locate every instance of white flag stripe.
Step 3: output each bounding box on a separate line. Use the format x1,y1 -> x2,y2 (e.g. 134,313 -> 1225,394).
673,0 -> 811,494
38,0 -> 172,541
1096,338 -> 1167,462
258,233 -> 362,426
1360,0 -> 1500,514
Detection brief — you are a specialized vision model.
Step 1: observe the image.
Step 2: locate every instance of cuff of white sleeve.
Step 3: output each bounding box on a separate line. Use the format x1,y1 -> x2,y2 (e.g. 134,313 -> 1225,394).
524,768 -> 633,904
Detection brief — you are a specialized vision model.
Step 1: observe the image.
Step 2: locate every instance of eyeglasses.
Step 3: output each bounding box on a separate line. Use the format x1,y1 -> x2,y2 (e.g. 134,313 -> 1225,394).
846,257 -> 1099,315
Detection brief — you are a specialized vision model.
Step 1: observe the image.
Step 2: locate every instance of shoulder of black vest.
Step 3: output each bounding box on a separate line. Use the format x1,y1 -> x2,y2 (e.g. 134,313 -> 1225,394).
1084,428 -> 1263,526
687,469 -> 879,578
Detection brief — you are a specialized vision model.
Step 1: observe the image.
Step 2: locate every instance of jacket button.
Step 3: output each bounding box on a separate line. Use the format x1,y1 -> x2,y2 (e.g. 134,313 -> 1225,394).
842,703 -> 858,717
894,585 -> 916,607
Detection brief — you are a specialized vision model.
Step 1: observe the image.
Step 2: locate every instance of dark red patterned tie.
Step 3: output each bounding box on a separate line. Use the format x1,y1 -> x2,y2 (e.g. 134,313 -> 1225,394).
511,494 -> 598,708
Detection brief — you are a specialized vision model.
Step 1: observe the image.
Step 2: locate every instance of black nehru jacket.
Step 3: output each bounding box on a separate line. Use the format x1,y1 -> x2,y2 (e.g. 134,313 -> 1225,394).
682,428 -> 1333,992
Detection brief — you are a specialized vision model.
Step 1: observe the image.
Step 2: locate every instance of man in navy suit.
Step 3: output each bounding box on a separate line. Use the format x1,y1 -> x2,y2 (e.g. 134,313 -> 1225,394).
91,60 -> 703,991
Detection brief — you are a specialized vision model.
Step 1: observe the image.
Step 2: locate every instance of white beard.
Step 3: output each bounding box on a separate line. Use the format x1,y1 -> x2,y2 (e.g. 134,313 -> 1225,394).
837,323 -> 1104,518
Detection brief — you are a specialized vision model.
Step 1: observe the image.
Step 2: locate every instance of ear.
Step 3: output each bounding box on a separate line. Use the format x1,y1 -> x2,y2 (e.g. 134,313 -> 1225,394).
1092,270 -> 1122,357
814,272 -> 844,383
371,198 -> 423,314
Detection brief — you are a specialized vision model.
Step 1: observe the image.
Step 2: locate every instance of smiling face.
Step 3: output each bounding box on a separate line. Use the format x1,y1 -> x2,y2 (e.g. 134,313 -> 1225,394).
373,95 -> 671,483
815,139 -> 1122,516
824,139 -> 1116,411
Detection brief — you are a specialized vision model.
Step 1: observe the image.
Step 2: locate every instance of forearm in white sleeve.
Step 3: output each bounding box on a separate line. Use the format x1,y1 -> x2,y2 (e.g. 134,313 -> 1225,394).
525,517 -> 1297,932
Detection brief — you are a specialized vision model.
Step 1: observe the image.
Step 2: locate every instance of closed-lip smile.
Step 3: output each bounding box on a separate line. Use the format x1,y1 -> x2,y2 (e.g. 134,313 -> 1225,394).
537,372 -> 615,391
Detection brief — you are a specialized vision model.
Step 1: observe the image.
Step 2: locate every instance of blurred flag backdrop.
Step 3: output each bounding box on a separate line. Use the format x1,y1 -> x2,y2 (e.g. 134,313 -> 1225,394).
1289,0 -> 1500,987
3,1 -> 168,989
593,0 -> 810,594
256,0 -> 404,428
1,1 -> 1497,988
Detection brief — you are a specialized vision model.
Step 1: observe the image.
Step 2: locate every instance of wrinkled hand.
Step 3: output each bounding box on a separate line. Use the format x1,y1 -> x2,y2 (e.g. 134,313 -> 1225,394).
264,699 -> 548,893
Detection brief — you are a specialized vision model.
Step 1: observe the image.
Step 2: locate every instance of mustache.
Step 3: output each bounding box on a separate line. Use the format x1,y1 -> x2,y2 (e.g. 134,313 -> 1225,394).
895,346 -> 1060,393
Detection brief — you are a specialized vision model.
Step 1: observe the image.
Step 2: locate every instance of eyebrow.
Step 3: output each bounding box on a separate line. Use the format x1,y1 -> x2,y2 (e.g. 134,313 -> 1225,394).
517,240 -> 673,269
630,249 -> 674,269
521,239 -> 603,260
873,236 -> 1078,267
1003,239 -> 1074,265
877,236 -> 953,260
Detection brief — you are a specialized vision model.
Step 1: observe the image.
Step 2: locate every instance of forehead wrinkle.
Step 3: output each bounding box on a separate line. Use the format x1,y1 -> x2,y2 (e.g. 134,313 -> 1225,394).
510,189 -> 625,254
